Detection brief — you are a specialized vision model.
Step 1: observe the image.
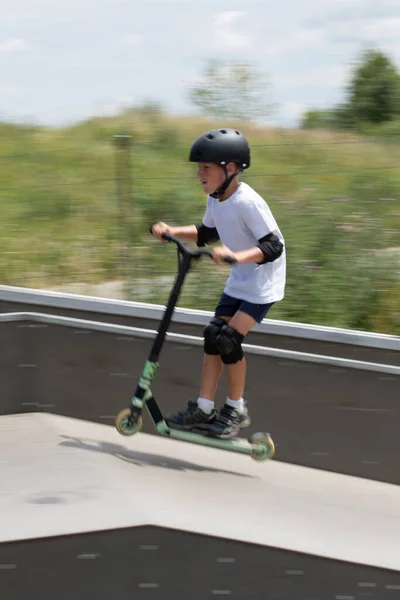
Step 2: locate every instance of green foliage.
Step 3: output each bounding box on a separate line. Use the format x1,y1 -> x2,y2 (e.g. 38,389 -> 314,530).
0,114 -> 399,334
188,60 -> 274,122
301,48 -> 400,131
356,118 -> 400,139
300,105 -> 354,131
282,173 -> 399,332
20,189 -> 73,220
300,109 -> 340,131
346,49 -> 400,125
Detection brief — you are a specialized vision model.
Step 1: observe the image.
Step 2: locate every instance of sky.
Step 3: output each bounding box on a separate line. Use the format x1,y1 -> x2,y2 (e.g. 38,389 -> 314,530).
1,0 -> 400,128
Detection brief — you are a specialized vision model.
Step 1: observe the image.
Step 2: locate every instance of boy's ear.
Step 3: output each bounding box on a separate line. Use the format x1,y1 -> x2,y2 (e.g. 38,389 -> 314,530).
227,162 -> 240,175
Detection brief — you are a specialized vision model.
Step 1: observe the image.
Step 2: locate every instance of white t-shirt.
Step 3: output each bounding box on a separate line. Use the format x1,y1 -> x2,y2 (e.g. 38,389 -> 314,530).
202,182 -> 286,304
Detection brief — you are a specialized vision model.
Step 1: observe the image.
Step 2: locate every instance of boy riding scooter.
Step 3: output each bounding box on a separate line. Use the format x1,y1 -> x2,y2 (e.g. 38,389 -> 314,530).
151,128 -> 286,440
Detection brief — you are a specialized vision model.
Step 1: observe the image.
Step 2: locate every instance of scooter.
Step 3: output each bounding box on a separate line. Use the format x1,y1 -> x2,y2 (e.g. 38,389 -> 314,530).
115,232 -> 275,462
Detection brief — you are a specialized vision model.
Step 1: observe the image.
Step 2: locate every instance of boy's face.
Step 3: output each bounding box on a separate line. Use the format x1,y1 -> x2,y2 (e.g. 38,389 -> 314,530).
196,162 -> 226,195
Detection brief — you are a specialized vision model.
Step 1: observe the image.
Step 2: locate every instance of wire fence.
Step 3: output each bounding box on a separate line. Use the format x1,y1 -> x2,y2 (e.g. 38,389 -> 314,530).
1,133 -> 399,332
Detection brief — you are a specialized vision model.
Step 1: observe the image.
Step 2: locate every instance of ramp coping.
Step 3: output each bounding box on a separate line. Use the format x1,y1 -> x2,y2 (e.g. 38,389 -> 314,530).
1,285 -> 399,351
1,311 -> 399,376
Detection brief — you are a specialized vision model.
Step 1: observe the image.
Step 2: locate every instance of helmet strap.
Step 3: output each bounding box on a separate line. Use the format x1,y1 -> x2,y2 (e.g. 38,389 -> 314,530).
210,165 -> 242,199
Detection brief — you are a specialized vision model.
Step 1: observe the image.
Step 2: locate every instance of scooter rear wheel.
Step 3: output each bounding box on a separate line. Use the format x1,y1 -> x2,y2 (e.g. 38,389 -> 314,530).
249,432 -> 275,461
115,408 -> 143,436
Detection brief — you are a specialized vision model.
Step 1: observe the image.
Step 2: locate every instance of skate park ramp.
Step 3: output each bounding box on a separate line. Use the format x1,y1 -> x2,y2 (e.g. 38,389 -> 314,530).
1,307 -> 400,599
1,412 -> 400,600
1,311 -> 399,484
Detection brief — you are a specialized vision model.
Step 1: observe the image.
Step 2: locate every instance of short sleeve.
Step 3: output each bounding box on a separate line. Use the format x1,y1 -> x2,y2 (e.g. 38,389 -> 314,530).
240,199 -> 277,240
202,196 -> 215,228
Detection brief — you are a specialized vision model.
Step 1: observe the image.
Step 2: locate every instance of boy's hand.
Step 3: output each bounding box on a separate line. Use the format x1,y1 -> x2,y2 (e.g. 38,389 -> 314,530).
151,221 -> 171,242
211,245 -> 237,265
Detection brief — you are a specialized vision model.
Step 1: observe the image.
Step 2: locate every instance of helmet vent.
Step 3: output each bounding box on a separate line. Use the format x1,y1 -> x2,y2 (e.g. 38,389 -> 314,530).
206,134 -> 214,140
220,129 -> 227,134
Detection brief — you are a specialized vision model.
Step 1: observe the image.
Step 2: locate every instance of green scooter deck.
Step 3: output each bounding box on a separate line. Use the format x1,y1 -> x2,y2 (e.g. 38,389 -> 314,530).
115,398 -> 275,462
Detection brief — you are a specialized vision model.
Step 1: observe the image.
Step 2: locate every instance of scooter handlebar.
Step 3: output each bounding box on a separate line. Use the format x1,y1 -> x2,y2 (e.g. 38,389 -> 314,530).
161,232 -> 237,264
202,249 -> 237,265
161,232 -> 189,254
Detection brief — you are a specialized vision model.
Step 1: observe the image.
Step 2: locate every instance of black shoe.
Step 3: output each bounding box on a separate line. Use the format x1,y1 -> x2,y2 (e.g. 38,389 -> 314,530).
166,400 -> 217,433
208,404 -> 251,439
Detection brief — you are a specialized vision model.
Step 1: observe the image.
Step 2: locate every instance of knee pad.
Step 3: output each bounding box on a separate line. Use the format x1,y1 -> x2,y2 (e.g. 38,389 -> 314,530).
215,325 -> 244,364
203,317 -> 226,355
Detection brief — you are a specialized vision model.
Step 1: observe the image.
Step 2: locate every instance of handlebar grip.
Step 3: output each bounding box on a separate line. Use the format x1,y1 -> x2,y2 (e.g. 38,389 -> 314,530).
202,249 -> 237,264
224,256 -> 237,264
150,226 -> 174,243
157,233 -> 237,264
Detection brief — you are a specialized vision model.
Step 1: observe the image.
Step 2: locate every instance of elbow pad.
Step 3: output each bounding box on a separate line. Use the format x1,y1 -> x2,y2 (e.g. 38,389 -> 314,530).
256,233 -> 284,264
196,224 -> 220,247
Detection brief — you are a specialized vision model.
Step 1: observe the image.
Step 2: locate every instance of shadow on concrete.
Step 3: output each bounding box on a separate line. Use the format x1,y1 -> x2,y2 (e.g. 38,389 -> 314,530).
58,435 -> 254,478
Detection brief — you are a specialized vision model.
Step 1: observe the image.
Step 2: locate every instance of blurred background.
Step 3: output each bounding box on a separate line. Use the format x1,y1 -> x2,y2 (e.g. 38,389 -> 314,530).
1,0 -> 399,335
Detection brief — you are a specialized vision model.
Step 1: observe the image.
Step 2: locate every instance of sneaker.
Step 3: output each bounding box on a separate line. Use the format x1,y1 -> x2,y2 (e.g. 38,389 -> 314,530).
208,404 -> 251,439
165,400 -> 216,433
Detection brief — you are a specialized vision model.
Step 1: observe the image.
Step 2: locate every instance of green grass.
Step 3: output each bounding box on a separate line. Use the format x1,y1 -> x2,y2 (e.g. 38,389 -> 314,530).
0,111 -> 399,335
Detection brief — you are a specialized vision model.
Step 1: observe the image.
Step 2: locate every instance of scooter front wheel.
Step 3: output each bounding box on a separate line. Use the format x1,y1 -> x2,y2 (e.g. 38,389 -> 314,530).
115,408 -> 143,436
249,432 -> 275,461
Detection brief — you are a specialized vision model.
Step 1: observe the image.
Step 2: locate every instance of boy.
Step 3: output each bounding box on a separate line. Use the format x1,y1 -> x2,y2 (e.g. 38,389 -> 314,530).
151,128 -> 285,439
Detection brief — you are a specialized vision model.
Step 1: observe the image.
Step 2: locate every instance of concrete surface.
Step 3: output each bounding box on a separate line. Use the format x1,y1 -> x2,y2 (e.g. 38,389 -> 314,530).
1,413 -> 399,573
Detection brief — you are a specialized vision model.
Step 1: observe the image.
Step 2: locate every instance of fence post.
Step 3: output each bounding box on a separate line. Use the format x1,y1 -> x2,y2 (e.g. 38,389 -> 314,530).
113,134 -> 133,283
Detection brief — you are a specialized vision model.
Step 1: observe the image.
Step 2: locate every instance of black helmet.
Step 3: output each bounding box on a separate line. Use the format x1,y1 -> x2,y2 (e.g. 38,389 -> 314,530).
189,128 -> 250,170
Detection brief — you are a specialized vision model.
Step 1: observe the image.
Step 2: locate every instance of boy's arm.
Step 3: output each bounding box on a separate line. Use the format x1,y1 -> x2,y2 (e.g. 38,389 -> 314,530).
238,200 -> 284,264
150,222 -> 199,242
168,225 -> 199,242
196,224 -> 220,247
168,223 -> 220,246
231,245 -> 264,264
213,234 -> 283,265
164,224 -> 220,245
232,233 -> 283,264
150,222 -> 220,245
254,232 -> 284,264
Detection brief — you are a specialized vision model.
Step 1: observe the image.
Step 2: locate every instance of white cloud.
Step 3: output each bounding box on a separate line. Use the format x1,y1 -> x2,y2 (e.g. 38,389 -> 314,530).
211,11 -> 253,52
262,10 -> 400,60
0,39 -> 28,55
382,38 -> 400,63
118,34 -> 143,47
277,64 -> 352,89
358,17 -> 400,40
214,11 -> 246,27
1,0 -> 399,128
274,101 -> 308,126
0,84 -> 23,95
0,0 -> 129,26
304,0 -> 400,28
328,17 -> 400,43
93,95 -> 135,117
264,27 -> 328,55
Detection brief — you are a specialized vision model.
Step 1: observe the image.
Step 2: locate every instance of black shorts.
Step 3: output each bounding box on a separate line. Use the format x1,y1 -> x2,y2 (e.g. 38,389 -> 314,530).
215,293 -> 274,324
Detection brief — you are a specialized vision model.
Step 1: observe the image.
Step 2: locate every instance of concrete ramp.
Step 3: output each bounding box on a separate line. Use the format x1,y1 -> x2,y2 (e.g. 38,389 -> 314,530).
1,413 -> 399,574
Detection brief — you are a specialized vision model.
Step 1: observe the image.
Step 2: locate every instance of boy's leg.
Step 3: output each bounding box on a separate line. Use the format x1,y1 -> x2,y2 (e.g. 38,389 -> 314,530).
198,315 -> 231,402
224,311 -> 256,401
198,354 -> 223,401
209,303 -> 274,439
205,311 -> 254,439
164,309 -> 233,431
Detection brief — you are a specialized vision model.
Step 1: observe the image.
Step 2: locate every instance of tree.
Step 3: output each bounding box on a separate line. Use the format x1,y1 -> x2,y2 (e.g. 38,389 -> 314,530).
345,48 -> 400,125
300,48 -> 400,131
300,109 -> 340,130
300,105 -> 354,131
187,60 -> 274,122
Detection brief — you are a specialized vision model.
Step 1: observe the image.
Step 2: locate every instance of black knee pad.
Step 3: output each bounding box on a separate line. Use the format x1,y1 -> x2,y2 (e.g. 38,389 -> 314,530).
203,317 -> 226,355
215,325 -> 244,364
